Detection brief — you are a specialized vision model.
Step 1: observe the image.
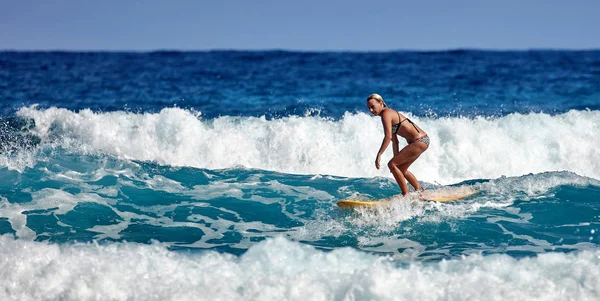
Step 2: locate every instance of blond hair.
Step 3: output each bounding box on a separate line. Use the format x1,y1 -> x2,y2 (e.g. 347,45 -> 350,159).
366,93 -> 386,107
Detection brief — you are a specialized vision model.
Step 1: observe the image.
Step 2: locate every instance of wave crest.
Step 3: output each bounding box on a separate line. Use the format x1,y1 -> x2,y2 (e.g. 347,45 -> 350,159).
15,106 -> 600,184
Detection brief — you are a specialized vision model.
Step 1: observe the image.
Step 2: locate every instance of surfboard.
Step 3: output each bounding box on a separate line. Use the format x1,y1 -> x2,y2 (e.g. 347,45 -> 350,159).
336,199 -> 392,208
336,189 -> 477,208
420,189 -> 478,202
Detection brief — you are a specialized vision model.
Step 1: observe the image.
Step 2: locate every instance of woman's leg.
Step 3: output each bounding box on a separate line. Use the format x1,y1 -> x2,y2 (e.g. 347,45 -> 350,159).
387,143 -> 425,195
401,165 -> 422,191
388,163 -> 409,195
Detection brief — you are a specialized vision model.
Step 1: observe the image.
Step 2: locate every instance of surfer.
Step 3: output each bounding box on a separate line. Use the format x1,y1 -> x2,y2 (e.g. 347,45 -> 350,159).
366,93 -> 429,196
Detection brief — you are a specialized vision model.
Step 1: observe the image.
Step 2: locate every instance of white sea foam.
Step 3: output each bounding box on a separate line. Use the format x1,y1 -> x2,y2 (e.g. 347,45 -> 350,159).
16,106 -> 600,184
3,166 -> 594,249
0,235 -> 598,301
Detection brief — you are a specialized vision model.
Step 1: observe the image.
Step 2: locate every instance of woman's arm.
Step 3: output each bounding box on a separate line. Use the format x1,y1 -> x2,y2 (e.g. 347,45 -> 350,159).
375,111 -> 393,169
392,134 -> 399,156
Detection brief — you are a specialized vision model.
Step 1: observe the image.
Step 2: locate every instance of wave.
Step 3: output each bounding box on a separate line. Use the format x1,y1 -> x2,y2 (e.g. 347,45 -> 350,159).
14,106 -> 600,184
1,235 -> 599,301
1,150 -> 598,253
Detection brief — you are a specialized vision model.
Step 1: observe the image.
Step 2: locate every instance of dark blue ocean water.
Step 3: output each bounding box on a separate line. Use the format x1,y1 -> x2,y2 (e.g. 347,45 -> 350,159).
2,50 -> 599,118
0,50 -> 599,300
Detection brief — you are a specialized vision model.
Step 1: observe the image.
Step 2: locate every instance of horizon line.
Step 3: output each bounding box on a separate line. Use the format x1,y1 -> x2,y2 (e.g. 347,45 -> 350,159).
2,47 -> 600,53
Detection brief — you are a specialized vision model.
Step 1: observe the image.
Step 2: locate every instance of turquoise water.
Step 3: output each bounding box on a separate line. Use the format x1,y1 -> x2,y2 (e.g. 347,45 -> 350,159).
0,51 -> 599,300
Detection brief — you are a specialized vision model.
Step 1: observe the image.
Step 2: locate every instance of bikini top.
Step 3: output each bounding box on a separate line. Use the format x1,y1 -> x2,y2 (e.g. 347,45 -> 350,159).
391,111 -> 421,134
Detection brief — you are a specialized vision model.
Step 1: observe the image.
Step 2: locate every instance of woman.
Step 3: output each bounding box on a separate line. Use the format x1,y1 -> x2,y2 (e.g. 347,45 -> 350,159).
366,93 -> 430,196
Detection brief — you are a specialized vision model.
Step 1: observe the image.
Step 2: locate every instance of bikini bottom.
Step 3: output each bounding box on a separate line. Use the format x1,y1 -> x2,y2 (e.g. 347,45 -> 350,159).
410,135 -> 430,146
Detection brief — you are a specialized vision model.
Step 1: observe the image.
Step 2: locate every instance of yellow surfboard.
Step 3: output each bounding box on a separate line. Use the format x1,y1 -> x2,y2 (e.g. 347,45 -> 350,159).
336,189 -> 477,208
336,199 -> 392,208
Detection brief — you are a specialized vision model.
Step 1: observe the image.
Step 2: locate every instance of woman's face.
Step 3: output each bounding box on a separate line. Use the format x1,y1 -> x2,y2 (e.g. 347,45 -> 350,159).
366,98 -> 384,116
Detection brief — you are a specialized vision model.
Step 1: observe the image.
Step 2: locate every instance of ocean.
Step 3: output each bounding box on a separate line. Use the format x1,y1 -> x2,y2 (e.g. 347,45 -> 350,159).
0,50 -> 599,300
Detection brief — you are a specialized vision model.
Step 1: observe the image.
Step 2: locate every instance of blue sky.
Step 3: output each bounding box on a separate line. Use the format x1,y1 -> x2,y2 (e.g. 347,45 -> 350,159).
1,0 -> 599,51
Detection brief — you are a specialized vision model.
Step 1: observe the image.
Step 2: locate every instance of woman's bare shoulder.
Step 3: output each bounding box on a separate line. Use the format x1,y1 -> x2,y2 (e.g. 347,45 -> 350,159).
382,108 -> 403,121
395,110 -> 406,119
382,108 -> 397,117
379,108 -> 395,121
